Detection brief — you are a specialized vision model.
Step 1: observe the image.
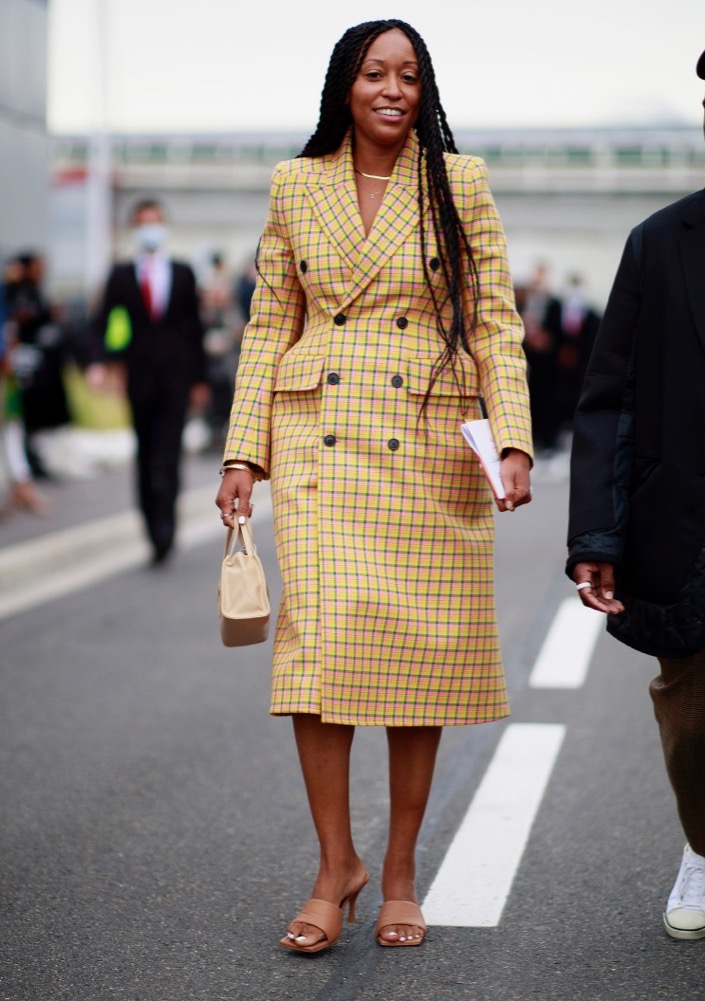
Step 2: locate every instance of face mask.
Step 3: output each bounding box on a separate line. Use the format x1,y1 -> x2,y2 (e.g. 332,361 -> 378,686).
134,223 -> 166,252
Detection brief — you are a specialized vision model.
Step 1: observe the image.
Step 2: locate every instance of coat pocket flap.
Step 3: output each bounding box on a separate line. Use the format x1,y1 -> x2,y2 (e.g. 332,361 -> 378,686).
405,354 -> 480,397
274,353 -> 326,392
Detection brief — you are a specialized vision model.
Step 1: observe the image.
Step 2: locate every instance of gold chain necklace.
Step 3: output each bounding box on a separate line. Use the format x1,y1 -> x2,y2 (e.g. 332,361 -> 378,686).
355,168 -> 392,180
354,167 -> 391,199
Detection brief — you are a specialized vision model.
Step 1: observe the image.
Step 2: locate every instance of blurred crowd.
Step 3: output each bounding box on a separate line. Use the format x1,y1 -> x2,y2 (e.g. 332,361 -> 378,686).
0,245 -> 256,521
0,242 -> 600,525
516,263 -> 602,459
0,252 -> 72,516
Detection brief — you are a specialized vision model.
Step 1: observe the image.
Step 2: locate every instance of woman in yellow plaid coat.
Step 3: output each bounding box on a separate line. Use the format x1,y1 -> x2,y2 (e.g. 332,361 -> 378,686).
216,20 -> 533,953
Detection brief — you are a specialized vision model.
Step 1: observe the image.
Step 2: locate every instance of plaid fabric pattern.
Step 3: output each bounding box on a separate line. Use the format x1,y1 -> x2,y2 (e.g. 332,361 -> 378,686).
224,131 -> 532,726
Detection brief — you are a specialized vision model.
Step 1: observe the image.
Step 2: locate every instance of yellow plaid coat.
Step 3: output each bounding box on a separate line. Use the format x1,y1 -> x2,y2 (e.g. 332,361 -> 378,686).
224,130 -> 532,726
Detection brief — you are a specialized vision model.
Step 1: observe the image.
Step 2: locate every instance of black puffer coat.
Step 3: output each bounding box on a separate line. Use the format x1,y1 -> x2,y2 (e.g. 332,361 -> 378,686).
567,189 -> 705,657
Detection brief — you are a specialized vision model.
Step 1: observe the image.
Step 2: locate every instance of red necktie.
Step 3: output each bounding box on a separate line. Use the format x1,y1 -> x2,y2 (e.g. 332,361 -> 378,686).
140,263 -> 153,320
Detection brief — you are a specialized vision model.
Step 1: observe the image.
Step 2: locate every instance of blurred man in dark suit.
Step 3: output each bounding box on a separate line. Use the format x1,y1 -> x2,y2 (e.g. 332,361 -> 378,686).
89,199 -> 208,564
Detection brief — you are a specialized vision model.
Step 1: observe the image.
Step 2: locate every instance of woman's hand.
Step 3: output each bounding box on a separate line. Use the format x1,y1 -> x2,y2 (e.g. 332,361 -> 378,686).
497,449 -> 532,512
215,469 -> 255,527
572,561 -> 625,615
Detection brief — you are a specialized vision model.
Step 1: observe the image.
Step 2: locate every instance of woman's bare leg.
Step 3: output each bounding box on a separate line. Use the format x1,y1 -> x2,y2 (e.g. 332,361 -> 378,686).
283,713 -> 368,948
378,725 -> 442,943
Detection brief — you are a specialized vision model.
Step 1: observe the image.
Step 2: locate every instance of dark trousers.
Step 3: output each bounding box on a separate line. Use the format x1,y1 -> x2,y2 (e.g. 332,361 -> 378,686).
650,650 -> 705,856
129,390 -> 188,557
526,355 -> 560,452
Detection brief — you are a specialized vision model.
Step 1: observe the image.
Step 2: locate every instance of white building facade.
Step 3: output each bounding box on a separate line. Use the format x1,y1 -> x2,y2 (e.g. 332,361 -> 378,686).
0,0 -> 49,262
51,126 -> 705,309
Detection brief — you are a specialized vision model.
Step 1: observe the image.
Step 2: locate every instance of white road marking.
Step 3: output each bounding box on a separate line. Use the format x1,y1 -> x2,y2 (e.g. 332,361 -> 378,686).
529,596 -> 604,689
423,723 -> 565,927
0,485 -> 272,620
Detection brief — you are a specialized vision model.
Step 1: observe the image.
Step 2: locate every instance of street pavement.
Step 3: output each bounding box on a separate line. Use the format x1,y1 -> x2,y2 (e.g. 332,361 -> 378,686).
1,446 -> 703,1001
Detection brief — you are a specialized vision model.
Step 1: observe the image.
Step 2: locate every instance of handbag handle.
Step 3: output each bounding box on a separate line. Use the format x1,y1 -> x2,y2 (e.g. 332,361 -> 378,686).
223,516 -> 256,558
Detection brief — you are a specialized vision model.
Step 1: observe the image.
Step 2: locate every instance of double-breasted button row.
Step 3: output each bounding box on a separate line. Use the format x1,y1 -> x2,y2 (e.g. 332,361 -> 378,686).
300,260 -> 308,273
324,434 -> 399,451
332,312 -> 405,328
327,371 -> 402,388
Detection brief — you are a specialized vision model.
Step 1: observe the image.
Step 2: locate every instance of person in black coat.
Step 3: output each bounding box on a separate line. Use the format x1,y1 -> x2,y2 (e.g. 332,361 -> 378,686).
516,264 -> 564,454
9,253 -> 71,478
555,273 -> 602,433
89,199 -> 208,563
567,50 -> 705,942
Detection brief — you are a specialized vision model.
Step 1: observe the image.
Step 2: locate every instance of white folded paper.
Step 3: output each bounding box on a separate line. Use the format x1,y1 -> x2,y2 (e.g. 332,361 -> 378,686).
460,418 -> 505,500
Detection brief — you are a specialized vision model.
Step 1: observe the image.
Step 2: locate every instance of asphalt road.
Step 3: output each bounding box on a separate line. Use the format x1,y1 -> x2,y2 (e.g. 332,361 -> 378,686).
1,455 -> 703,1001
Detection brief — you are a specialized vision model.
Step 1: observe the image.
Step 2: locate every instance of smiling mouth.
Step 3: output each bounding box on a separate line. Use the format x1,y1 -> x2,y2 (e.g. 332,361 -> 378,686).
375,108 -> 404,117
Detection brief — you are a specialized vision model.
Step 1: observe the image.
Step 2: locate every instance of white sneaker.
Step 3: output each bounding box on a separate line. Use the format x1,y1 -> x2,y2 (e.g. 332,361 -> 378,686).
664,844 -> 705,940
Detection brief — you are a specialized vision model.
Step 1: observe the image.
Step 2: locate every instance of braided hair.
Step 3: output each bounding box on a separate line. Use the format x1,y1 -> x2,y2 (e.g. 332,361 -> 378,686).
300,19 -> 480,406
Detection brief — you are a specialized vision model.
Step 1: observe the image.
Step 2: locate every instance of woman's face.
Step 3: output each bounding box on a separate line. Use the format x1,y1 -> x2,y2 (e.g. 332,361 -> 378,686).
348,29 -> 421,150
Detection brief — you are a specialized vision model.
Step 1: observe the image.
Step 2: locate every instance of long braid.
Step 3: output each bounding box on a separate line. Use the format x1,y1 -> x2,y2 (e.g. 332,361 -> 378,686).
299,20 -> 481,410
300,23 -> 392,157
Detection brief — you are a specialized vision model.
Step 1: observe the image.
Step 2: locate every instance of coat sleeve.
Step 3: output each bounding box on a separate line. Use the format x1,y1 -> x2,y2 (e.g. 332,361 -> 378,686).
222,164 -> 306,477
451,157 -> 533,460
179,263 -> 208,386
565,227 -> 642,575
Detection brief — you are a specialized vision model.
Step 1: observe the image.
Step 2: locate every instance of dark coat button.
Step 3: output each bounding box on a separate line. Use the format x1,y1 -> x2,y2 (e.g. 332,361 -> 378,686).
334,313 -> 346,326
300,260 -> 308,273
396,317 -> 408,329
387,438 -> 400,451
327,372 -> 340,385
323,434 -> 336,447
391,374 -> 404,388
429,257 -> 440,271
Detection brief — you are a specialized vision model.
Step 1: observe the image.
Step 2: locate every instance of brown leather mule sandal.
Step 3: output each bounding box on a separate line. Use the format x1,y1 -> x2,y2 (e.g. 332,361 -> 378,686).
375,900 -> 426,947
280,882 -> 367,954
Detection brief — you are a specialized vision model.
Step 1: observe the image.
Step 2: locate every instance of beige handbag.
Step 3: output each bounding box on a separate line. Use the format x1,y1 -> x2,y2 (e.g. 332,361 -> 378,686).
218,516 -> 270,646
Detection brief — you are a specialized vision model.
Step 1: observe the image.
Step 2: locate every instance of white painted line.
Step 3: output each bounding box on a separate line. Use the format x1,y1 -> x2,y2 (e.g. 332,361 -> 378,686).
422,722 -> 565,927
0,485 -> 272,620
0,539 -> 154,619
529,596 -> 604,689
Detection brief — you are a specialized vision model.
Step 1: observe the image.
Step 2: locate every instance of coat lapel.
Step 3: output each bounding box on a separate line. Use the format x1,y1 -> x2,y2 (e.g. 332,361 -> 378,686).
305,131 -> 422,309
306,137 -> 365,272
679,192 -> 705,357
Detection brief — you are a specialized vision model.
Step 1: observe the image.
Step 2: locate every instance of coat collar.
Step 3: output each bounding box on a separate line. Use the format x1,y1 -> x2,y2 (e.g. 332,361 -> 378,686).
305,130 -> 423,309
680,188 -> 705,229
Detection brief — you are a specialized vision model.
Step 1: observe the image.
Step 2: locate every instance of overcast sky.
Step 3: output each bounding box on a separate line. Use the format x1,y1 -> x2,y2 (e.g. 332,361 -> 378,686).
47,0 -> 705,134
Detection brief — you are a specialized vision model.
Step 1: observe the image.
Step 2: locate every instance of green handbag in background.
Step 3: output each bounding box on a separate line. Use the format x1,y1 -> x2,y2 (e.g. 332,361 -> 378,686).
104,306 -> 132,352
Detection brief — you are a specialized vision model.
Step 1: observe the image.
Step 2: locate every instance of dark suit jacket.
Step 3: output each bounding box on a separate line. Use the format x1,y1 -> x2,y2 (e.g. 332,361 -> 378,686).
94,260 -> 206,403
567,188 -> 705,656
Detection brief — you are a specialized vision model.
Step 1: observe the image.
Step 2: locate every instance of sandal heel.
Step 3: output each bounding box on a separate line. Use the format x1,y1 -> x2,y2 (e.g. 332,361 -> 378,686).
345,884 -> 364,923
344,871 -> 369,922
